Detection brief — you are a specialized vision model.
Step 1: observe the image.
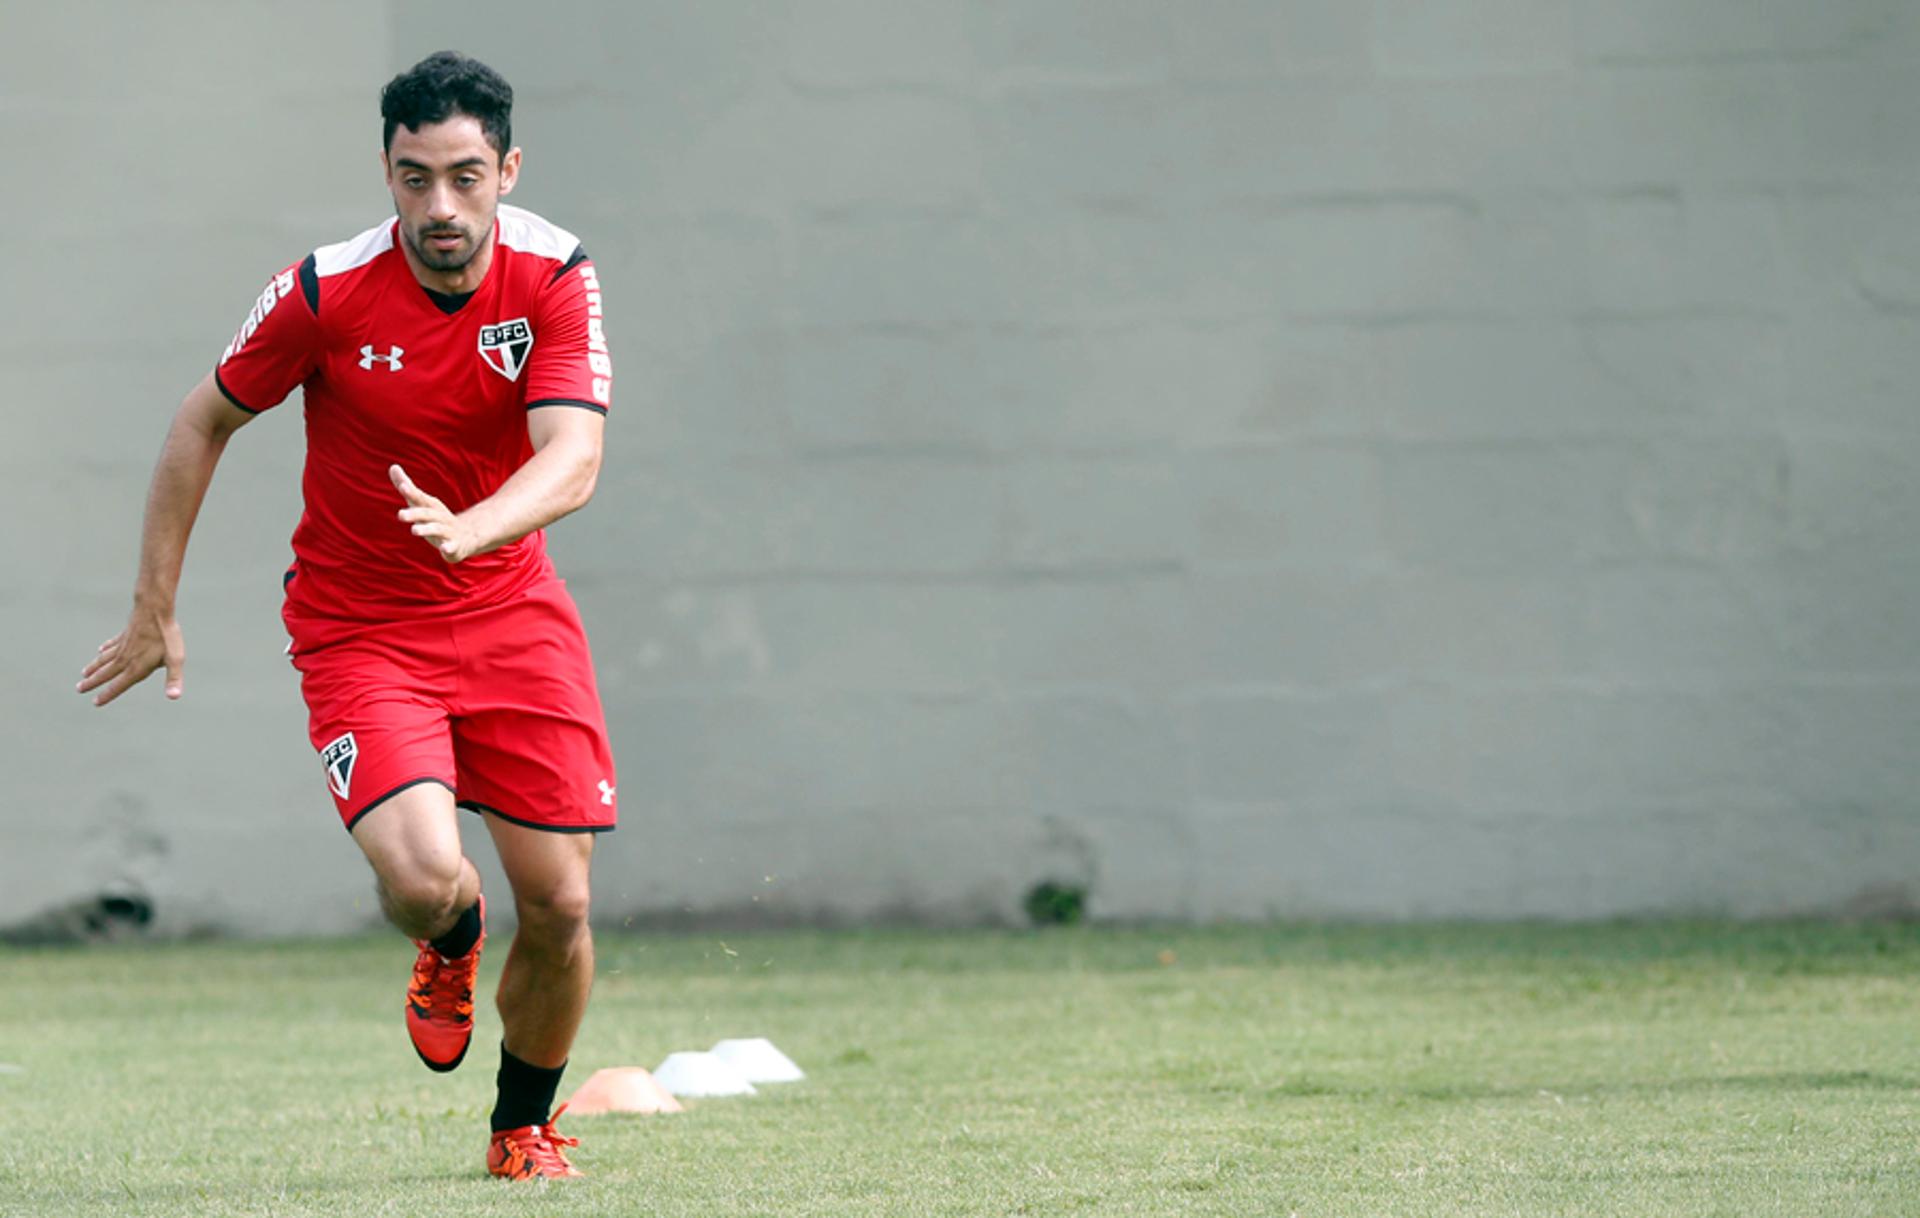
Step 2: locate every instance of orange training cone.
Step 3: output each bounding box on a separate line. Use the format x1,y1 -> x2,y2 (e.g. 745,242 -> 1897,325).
562,1067 -> 686,1116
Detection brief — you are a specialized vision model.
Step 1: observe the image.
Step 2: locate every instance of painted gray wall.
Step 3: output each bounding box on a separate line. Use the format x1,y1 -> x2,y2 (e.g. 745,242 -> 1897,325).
6,2 -> 1920,933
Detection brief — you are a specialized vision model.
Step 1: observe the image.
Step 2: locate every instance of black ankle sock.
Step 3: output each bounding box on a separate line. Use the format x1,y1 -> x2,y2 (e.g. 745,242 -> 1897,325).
492,1045 -> 567,1132
429,900 -> 482,960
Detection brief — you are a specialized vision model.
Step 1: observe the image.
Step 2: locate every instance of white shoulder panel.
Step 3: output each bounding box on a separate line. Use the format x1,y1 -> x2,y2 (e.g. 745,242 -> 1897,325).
312,220 -> 396,277
497,204 -> 581,262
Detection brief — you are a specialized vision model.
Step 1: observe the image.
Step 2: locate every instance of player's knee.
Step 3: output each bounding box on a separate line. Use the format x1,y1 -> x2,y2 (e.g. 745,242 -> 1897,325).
515,882 -> 591,943
378,861 -> 463,924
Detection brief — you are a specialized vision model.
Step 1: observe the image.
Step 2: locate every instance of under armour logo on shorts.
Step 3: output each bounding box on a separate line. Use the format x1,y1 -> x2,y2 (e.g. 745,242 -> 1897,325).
597,780 -> 616,806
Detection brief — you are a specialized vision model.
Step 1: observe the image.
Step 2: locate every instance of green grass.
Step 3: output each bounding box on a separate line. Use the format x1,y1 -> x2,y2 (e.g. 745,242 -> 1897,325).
4,923 -> 1920,1216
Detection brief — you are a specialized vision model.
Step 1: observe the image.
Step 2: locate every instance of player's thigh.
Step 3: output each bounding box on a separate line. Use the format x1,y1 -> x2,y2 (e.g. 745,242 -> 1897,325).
350,779 -> 465,896
293,632 -> 458,834
450,582 -> 617,833
482,812 -> 595,923
454,706 -> 616,833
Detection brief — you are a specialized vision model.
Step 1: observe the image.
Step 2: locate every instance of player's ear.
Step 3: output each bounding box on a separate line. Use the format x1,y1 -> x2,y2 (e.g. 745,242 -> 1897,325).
499,146 -> 522,196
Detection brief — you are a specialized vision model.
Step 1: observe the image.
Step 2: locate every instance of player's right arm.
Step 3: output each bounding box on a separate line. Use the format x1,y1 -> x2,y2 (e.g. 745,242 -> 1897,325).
77,375 -> 255,706
80,258 -> 319,707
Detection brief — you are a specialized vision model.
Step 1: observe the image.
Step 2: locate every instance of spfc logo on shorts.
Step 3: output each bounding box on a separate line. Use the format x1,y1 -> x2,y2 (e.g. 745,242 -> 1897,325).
478,317 -> 533,381
321,732 -> 358,801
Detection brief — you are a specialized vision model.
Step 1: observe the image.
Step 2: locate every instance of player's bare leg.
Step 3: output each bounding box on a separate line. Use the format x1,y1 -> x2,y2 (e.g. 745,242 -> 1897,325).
351,784 -> 487,1072
481,815 -> 594,1179
486,816 -> 595,1065
351,784 -> 480,939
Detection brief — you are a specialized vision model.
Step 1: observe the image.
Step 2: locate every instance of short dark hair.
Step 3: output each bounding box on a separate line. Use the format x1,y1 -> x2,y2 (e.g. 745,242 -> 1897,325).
380,51 -> 513,161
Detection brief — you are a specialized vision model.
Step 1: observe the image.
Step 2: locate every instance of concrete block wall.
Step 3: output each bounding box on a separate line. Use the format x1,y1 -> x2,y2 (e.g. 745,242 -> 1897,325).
6,1 -> 1920,932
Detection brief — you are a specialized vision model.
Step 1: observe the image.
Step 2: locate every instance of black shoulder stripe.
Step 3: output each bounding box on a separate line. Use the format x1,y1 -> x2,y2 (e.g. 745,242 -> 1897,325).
213,368 -> 262,415
298,253 -> 319,315
526,398 -> 608,415
551,243 -> 589,283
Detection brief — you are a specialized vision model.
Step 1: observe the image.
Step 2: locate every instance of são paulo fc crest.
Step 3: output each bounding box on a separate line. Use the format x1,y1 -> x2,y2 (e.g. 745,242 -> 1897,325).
321,732 -> 358,801
478,317 -> 534,381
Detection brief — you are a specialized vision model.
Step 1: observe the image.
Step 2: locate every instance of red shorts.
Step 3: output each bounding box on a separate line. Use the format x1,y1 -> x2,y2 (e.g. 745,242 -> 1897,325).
286,578 -> 617,834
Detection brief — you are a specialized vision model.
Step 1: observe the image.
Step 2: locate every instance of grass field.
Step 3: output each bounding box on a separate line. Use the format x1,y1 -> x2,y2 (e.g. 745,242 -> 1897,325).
3,923 -> 1919,1216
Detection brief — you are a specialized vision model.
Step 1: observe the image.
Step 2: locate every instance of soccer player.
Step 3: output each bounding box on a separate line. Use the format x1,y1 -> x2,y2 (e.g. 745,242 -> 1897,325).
76,52 -> 614,1181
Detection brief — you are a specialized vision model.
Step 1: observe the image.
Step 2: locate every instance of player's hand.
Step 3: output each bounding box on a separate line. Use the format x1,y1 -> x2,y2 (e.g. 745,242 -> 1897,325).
77,606 -> 185,707
391,464 -> 479,563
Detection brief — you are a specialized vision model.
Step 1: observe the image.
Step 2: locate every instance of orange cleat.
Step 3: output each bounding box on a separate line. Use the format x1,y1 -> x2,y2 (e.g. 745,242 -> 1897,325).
488,1103 -> 583,1180
405,894 -> 484,1073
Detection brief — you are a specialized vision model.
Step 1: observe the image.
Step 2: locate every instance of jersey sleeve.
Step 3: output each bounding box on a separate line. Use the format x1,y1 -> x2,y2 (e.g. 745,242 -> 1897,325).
524,254 -> 611,414
214,257 -> 320,414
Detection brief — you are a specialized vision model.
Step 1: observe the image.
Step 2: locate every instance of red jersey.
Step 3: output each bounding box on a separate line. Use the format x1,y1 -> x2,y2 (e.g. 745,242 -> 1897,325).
214,204 -> 612,626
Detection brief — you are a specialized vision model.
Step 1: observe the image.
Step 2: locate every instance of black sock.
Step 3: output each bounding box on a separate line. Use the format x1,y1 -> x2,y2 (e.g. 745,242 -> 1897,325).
492,1045 -> 567,1132
429,900 -> 482,960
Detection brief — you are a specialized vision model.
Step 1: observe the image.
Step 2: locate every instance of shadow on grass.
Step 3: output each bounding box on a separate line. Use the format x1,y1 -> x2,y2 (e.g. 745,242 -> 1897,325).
1260,1070 -> 1919,1102
89,1166 -> 543,1212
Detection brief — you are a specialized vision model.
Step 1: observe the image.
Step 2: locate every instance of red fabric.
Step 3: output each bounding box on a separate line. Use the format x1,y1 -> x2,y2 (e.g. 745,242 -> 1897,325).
215,209 -> 610,623
290,578 -> 617,833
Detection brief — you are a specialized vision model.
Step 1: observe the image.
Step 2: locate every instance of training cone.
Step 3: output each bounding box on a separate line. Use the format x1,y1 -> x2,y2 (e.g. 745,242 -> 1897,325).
562,1067 -> 685,1116
653,1051 -> 758,1097
710,1038 -> 805,1083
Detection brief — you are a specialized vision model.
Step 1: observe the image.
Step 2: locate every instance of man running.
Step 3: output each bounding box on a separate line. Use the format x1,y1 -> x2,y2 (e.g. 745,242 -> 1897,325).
77,51 -> 614,1181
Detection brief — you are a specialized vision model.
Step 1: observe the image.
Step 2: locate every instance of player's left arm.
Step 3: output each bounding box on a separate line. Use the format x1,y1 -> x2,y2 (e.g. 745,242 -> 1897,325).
392,406 -> 602,563
396,249 -> 611,563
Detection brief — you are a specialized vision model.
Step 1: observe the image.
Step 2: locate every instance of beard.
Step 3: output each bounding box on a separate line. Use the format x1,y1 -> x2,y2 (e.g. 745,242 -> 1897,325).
405,217 -> 483,271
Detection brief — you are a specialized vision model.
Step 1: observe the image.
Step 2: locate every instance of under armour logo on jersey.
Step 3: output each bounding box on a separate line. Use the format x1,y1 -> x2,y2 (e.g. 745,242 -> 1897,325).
322,732 -> 358,800
359,345 -> 404,371
597,780 -> 616,806
478,317 -> 533,381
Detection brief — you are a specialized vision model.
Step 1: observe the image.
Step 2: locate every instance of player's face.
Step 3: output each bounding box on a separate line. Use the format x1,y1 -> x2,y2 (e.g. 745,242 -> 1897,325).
384,115 -> 521,275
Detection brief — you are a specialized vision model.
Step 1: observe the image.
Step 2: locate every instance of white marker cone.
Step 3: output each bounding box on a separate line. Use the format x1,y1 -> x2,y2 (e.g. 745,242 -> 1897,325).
563,1067 -> 685,1116
710,1038 -> 804,1083
653,1051 -> 758,1097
